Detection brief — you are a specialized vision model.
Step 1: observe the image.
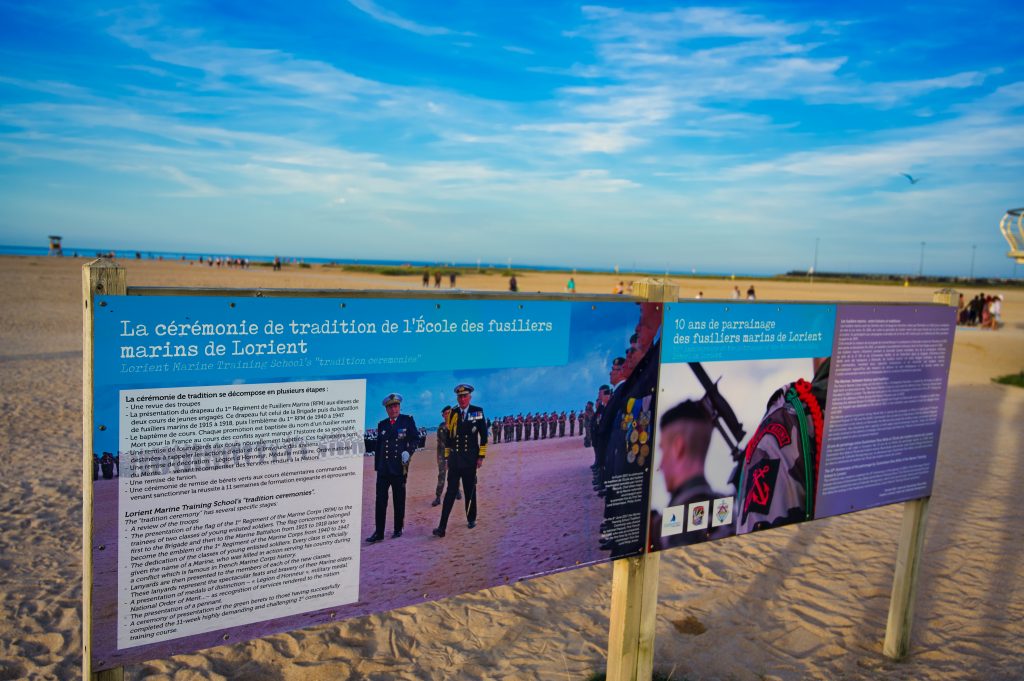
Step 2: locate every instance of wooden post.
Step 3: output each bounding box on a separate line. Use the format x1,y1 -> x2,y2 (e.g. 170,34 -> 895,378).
607,554 -> 661,681
606,279 -> 677,681
883,497 -> 930,659
883,290 -> 954,660
83,259 -> 127,681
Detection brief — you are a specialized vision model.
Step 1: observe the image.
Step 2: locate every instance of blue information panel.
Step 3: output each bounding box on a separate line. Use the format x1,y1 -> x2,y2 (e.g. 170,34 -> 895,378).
662,302 -> 836,363
96,296 -> 571,384
88,294 -> 653,671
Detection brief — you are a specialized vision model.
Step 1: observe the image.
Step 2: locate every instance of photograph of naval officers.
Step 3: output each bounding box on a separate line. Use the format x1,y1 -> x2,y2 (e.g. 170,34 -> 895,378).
366,392 -> 419,543
590,302 -> 663,558
347,300 -> 653,619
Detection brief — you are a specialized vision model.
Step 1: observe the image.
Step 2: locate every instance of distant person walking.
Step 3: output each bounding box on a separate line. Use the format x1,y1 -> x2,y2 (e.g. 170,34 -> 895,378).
434,272 -> 441,288
567,277 -> 576,293
968,294 -> 983,325
989,295 -> 1003,329
422,269 -> 430,287
450,272 -> 457,288
731,286 -> 741,300
509,275 -> 518,292
746,285 -> 756,300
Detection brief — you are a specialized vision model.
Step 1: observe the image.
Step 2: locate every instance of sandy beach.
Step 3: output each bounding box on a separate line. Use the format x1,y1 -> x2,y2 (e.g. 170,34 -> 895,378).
1,255 -> 1021,680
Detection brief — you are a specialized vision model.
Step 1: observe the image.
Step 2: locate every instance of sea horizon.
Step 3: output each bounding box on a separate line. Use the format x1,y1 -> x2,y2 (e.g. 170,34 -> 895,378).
3,243 -> 1018,283
0,243 -> 763,278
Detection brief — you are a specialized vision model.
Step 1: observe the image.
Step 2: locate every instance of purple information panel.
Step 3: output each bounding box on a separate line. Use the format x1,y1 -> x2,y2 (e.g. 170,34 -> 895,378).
649,302 -> 955,552
815,305 -> 956,517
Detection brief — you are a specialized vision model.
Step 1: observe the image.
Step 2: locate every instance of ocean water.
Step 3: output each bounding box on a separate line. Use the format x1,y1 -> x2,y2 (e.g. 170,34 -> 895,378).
0,244 -> 742,277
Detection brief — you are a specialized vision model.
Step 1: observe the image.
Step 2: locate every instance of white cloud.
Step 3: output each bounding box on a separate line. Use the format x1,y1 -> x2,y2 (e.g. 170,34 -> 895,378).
160,165 -> 220,197
515,122 -> 644,153
347,0 -> 469,37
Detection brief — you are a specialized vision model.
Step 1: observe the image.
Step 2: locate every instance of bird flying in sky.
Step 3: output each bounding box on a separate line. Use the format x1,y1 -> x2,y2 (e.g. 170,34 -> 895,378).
901,173 -> 921,184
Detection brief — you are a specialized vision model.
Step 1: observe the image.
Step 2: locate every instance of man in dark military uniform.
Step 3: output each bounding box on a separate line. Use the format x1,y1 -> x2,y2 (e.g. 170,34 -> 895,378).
559,411 -> 567,437
504,416 -> 513,443
367,393 -> 418,543
533,412 -> 541,440
524,413 -> 532,441
590,387 -> 611,490
549,412 -> 558,439
538,412 -> 546,439
491,415 -> 501,444
569,410 -> 577,437
100,452 -> 116,479
434,384 -> 488,538
582,401 -> 596,448
432,406 -> 461,507
515,414 -> 523,441
610,356 -> 626,388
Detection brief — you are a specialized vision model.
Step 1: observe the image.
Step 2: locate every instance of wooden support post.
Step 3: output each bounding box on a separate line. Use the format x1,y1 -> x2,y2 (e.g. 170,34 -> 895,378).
883,497 -> 930,659
607,554 -> 661,681
605,279 -> 677,681
83,259 -> 127,681
883,290 -> 952,660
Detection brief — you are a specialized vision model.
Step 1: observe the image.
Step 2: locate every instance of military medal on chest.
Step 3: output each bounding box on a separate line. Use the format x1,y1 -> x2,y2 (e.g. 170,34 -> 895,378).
623,397 -> 653,467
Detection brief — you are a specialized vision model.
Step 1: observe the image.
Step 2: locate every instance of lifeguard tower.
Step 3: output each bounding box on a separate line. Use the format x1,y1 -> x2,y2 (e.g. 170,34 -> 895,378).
1000,208 -> 1024,263
48,235 -> 63,256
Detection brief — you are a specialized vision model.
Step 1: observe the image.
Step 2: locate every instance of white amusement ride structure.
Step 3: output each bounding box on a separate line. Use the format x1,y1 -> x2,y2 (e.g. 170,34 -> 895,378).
1000,207 -> 1024,263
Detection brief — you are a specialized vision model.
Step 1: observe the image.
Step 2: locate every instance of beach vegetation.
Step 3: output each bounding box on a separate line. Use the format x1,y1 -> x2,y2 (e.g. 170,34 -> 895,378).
320,263 -> 470,276
993,371 -> 1024,388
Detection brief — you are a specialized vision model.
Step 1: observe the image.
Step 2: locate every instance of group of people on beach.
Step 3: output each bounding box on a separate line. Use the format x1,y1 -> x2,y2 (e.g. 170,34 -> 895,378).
196,255 -> 250,268
421,270 -> 458,288
958,292 -> 1004,329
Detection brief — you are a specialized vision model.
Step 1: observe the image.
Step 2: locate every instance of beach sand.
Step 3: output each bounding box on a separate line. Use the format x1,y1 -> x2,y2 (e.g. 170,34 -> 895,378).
0,255 -> 1021,680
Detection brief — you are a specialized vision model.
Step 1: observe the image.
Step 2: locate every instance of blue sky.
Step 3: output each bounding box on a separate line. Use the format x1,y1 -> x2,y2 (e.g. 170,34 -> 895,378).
1,1 -> 1022,276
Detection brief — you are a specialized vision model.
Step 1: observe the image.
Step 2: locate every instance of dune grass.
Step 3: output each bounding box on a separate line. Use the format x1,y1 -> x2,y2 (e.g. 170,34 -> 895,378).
993,371 -> 1024,388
